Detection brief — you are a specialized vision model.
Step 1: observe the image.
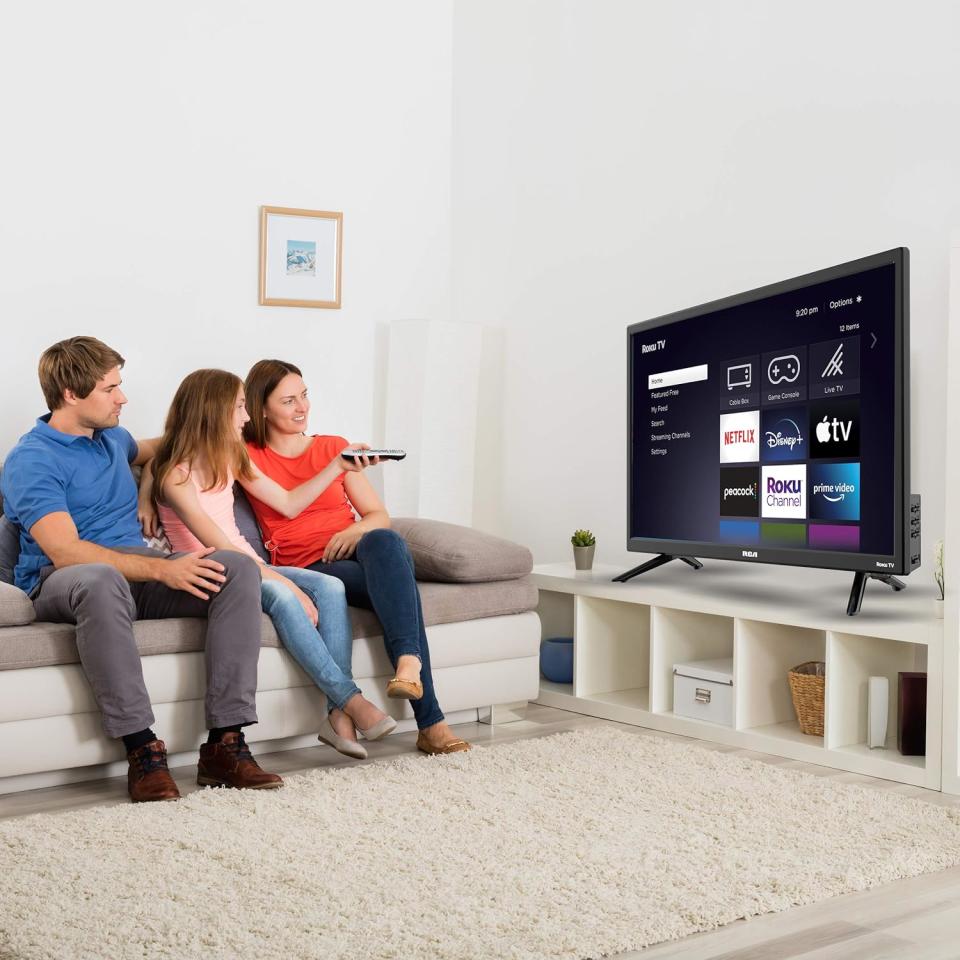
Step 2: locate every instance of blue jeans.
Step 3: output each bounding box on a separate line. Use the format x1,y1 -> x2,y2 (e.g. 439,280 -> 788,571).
260,566 -> 360,712
309,528 -> 444,730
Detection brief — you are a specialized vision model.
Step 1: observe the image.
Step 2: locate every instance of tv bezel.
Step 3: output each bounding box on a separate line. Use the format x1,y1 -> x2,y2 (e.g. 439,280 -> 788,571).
626,247 -> 910,576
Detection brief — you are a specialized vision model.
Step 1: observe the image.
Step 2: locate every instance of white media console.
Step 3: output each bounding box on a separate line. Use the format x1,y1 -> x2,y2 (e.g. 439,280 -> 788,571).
532,561 -> 942,789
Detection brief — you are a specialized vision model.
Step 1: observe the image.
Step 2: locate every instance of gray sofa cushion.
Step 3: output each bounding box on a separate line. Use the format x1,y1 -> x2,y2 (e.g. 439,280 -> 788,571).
0,576 -> 538,671
0,515 -> 18,586
392,517 -> 533,583
0,581 -> 35,628
0,462 -> 18,586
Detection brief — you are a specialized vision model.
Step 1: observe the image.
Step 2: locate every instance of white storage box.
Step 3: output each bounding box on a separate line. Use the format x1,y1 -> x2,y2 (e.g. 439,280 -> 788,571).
673,658 -> 734,726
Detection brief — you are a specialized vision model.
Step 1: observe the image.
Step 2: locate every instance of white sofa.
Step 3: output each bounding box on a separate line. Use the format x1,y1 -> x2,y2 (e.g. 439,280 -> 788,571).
0,513 -> 541,794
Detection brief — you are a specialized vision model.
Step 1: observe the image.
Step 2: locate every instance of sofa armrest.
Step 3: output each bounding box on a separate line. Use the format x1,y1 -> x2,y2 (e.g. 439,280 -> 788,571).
0,581 -> 35,627
391,517 -> 533,583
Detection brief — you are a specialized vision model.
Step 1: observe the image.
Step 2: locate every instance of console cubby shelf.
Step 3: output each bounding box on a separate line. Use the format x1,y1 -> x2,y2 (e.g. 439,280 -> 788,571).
532,562 -> 942,789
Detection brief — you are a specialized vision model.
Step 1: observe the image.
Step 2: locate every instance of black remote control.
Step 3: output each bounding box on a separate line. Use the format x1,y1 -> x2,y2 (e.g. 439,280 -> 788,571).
341,448 -> 406,462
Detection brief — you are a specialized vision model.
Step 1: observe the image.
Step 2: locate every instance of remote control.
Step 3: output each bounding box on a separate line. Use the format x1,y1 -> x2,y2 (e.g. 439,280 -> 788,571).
341,448 -> 407,462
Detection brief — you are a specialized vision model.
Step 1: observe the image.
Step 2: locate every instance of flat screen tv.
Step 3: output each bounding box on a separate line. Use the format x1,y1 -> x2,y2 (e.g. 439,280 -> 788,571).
624,248 -> 916,615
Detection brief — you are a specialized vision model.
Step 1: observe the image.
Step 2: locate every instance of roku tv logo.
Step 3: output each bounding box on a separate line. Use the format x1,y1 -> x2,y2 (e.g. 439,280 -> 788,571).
809,398 -> 860,459
761,464 -> 806,519
720,410 -> 759,463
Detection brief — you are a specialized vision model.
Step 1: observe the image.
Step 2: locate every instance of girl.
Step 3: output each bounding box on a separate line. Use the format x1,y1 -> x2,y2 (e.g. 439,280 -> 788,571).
240,359 -> 470,755
143,369 -> 396,759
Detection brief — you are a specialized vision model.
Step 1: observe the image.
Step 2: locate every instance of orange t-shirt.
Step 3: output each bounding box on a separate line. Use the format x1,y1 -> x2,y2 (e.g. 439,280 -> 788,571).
244,436 -> 356,568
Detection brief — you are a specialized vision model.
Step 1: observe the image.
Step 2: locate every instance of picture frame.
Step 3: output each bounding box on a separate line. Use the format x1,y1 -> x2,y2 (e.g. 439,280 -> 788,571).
259,205 -> 343,308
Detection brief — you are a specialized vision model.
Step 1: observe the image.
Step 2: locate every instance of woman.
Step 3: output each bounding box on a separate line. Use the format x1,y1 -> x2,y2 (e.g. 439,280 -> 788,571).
142,369 -> 396,760
241,359 -> 470,755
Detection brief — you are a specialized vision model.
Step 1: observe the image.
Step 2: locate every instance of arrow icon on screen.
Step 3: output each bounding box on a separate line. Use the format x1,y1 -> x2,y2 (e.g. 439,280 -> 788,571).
870,333 -> 877,349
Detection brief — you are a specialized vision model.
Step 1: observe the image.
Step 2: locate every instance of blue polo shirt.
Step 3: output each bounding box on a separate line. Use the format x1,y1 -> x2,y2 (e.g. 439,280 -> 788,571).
1,416 -> 145,595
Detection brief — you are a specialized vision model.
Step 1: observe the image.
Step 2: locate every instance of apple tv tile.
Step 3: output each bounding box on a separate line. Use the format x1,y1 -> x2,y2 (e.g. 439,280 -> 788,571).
808,523 -> 860,551
761,346 -> 807,406
809,398 -> 860,459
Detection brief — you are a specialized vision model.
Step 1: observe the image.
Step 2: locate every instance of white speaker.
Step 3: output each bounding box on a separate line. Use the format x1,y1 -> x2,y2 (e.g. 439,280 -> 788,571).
867,676 -> 889,749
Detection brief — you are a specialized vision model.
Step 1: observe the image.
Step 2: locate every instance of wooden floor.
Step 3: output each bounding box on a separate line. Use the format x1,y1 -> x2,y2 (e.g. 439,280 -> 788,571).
4,704 -> 960,960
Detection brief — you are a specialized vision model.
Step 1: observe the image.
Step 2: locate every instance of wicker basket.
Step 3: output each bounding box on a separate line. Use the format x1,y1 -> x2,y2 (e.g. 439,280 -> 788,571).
788,661 -> 826,736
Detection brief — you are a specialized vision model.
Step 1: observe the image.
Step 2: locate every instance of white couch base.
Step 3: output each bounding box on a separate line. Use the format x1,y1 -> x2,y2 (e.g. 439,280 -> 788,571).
0,612 -> 541,793
0,709 -> 493,796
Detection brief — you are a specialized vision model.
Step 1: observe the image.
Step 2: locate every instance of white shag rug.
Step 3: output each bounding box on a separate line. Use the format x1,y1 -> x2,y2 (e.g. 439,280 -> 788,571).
3,728 -> 960,960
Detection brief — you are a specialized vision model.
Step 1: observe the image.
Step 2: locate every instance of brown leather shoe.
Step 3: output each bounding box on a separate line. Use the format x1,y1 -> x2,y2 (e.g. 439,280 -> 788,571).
127,740 -> 181,803
197,732 -> 283,790
416,732 -> 472,755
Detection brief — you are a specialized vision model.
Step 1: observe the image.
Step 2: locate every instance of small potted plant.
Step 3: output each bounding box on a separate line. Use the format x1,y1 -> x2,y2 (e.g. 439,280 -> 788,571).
571,529 -> 596,571
934,539 -> 944,619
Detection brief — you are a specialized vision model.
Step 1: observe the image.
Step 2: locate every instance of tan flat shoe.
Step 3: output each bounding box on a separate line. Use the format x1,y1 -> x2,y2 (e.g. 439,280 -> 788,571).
416,732 -> 471,755
387,677 -> 423,700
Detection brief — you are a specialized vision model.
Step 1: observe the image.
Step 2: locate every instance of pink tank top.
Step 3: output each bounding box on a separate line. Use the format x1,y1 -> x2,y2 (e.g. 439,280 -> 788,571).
156,465 -> 263,564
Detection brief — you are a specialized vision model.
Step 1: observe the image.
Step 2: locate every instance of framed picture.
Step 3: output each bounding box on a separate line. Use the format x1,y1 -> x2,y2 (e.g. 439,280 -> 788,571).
259,206 -> 342,308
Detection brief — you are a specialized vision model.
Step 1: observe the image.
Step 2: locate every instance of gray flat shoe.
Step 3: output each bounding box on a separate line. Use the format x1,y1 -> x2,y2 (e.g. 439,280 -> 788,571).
357,714 -> 398,742
317,714 -> 368,759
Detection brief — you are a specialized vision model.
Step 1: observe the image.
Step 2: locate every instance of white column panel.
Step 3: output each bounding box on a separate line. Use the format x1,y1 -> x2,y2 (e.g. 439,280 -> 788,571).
384,319 -> 482,523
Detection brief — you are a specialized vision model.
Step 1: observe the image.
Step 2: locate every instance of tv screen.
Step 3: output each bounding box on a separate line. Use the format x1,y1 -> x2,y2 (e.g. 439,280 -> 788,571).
627,248 -> 910,576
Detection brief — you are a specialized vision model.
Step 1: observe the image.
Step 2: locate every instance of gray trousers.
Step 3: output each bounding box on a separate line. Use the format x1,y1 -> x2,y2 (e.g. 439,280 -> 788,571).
32,548 -> 263,739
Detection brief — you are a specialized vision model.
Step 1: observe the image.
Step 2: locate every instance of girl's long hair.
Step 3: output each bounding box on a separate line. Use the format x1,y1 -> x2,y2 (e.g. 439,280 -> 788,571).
242,359 -> 303,448
152,368 -> 254,507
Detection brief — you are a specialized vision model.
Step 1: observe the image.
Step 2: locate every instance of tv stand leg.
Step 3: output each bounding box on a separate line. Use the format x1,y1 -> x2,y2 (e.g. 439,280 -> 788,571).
846,572 -> 907,616
874,575 -> 906,591
613,554 -> 703,583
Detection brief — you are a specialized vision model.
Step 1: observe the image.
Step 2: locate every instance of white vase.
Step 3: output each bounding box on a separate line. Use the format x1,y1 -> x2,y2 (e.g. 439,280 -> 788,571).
573,545 -> 595,571
934,598 -> 944,619
867,676 -> 889,749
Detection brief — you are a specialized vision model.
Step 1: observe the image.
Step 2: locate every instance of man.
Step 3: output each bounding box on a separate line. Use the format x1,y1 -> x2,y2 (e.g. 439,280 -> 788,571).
1,337 -> 282,802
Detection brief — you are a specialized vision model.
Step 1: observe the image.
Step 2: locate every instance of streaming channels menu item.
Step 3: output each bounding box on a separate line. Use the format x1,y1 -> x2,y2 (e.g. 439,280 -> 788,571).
809,398 -> 860,459
720,410 -> 759,463
808,523 -> 860,551
761,464 -> 806,519
810,462 -> 860,522
720,466 -> 760,518
809,336 -> 861,399
761,405 -> 807,463
761,346 -> 807,406
721,355 -> 759,411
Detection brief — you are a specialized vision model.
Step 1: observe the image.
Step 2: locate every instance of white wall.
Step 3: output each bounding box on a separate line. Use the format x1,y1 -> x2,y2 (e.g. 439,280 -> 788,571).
4,1 -> 956,562
453,0 -> 960,565
0,1 -> 453,453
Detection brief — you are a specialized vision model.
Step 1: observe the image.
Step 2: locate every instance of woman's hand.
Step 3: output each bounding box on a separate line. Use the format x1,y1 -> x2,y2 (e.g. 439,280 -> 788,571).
336,443 -> 381,474
137,461 -> 160,538
285,579 -> 319,626
321,525 -> 365,563
138,498 -> 160,538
